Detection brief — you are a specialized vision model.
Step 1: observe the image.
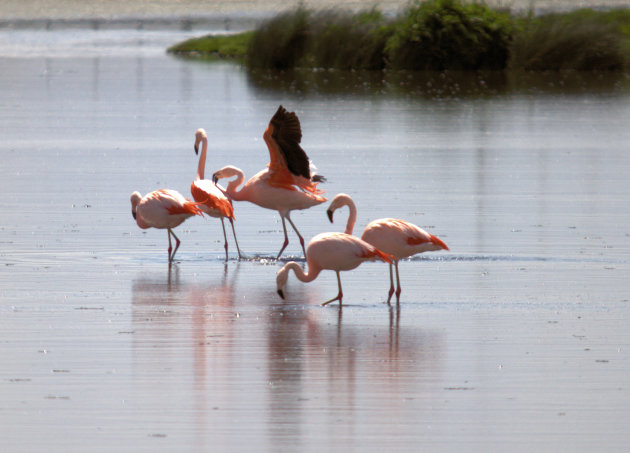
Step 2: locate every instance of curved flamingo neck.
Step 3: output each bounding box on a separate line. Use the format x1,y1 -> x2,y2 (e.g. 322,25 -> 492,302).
339,196 -> 358,235
285,261 -> 321,283
196,136 -> 208,181
223,168 -> 246,201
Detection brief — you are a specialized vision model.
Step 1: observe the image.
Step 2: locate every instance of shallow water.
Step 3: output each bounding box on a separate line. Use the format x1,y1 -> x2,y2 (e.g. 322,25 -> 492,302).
1,25 -> 630,452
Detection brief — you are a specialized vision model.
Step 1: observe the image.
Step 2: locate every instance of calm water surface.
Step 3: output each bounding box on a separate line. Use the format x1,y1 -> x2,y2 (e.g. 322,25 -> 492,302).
1,25 -> 629,452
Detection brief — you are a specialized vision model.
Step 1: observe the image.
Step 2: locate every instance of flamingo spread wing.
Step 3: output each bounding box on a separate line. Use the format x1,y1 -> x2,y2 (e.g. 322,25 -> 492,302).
264,105 -> 324,195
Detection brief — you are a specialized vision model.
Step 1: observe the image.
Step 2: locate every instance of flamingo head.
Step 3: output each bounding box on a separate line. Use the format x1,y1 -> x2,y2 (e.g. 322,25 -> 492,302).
130,191 -> 142,220
194,128 -> 207,155
276,266 -> 290,299
326,193 -> 354,223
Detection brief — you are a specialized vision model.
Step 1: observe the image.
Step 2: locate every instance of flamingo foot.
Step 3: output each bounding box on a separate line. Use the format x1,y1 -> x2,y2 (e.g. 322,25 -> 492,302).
321,291 -> 343,306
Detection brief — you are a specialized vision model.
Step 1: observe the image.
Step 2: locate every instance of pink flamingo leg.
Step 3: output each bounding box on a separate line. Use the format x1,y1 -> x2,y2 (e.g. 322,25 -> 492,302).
387,262 -> 395,304
394,261 -> 402,302
276,216 -> 290,260
167,229 -> 173,261
228,218 -> 243,260
285,214 -> 307,258
321,271 -> 343,306
219,218 -> 229,261
168,228 -> 181,262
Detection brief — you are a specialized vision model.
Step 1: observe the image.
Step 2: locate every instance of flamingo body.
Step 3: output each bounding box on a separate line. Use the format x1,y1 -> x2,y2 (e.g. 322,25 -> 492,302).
192,128 -> 241,260
361,218 -> 449,260
130,189 -> 203,262
213,105 -> 326,259
277,225 -> 393,306
327,193 -> 449,304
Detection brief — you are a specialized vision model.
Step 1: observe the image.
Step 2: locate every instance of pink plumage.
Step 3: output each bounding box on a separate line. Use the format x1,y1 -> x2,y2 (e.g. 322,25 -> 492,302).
326,193 -> 449,304
130,189 -> 203,263
213,105 -> 326,260
192,128 -> 241,260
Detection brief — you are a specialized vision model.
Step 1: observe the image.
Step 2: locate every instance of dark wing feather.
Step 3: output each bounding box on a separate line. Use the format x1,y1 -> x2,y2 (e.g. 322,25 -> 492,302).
270,105 -> 311,179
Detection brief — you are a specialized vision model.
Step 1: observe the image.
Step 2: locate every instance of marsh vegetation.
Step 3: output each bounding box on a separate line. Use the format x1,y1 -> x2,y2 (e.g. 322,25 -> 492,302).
168,0 -> 630,73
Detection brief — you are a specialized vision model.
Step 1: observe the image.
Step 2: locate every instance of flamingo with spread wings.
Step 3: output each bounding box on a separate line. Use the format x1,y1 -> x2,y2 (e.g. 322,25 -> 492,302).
213,105 -> 326,259
327,193 -> 449,304
191,128 -> 242,261
276,204 -> 393,306
130,189 -> 203,263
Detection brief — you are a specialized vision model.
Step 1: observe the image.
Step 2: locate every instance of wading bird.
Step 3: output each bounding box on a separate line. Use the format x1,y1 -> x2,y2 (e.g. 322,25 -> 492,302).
327,193 -> 449,304
277,197 -> 393,306
191,128 -> 242,260
130,189 -> 203,263
212,105 -> 326,259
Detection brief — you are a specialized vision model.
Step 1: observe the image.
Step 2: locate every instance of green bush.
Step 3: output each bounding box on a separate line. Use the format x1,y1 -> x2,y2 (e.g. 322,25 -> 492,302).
510,11 -> 626,71
385,0 -> 513,70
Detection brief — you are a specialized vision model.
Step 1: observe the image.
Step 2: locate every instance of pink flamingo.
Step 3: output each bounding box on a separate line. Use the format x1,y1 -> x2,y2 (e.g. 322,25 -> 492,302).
130,189 -> 203,262
212,105 -> 326,259
191,128 -> 242,261
276,198 -> 393,306
326,193 -> 449,304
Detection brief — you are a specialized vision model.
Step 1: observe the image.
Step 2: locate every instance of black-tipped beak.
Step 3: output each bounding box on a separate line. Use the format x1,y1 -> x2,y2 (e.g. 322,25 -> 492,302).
212,174 -> 218,184
132,210 -> 137,220
277,289 -> 285,299
326,210 -> 333,223
194,144 -> 199,155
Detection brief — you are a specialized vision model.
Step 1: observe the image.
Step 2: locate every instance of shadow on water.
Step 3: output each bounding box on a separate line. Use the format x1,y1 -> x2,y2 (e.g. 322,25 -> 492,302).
246,67 -> 630,98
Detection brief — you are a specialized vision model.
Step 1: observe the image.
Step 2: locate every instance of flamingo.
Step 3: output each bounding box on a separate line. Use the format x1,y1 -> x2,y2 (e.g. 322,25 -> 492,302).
130,189 -> 204,262
276,199 -> 393,306
212,105 -> 326,259
326,193 -> 449,304
191,128 -> 242,261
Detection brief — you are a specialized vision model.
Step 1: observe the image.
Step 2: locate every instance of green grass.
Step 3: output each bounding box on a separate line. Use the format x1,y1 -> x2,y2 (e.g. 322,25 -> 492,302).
167,31 -> 253,60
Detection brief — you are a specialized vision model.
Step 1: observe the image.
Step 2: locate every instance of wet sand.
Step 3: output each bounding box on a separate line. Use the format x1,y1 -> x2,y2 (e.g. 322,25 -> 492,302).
1,16 -> 630,453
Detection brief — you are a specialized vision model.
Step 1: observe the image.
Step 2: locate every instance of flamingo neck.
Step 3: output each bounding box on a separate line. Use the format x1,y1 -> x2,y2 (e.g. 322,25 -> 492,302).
285,261 -> 321,283
224,169 -> 246,201
196,137 -> 208,181
343,200 -> 357,235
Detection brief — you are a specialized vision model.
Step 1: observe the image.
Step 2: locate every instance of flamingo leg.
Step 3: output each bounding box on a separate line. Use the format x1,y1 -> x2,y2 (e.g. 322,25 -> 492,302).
386,262 -> 395,305
285,213 -> 306,258
276,216 -> 290,260
321,271 -> 343,306
167,229 -> 173,262
169,228 -> 182,262
394,261 -> 402,302
220,218 -> 229,261
228,218 -> 243,260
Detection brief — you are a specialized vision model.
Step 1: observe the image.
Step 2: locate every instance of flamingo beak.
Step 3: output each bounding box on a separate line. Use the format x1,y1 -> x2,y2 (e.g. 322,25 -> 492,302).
277,289 -> 285,299
132,210 -> 137,220
326,210 -> 333,223
194,143 -> 199,155
212,174 -> 218,184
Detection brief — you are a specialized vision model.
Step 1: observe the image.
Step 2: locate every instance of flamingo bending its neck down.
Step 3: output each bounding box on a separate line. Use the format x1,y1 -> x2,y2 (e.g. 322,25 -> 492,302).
212,105 -> 326,259
191,128 -> 242,261
326,193 -> 449,304
277,197 -> 393,306
130,189 -> 203,263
